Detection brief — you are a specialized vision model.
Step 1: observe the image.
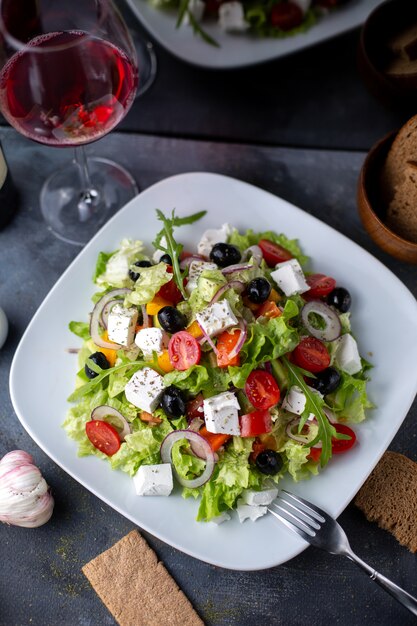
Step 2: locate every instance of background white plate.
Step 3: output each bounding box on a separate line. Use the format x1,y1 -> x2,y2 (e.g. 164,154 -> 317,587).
126,0 -> 383,69
10,173 -> 417,570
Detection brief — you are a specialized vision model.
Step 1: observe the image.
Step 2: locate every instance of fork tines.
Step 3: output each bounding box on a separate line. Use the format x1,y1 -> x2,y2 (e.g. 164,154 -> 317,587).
268,490 -> 326,540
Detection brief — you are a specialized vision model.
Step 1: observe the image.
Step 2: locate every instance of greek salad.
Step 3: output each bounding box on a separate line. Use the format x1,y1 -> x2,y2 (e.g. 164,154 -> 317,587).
65,209 -> 372,523
149,0 -> 351,47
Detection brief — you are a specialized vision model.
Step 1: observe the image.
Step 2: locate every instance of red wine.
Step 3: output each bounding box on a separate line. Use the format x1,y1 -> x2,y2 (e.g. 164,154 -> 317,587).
0,31 -> 137,146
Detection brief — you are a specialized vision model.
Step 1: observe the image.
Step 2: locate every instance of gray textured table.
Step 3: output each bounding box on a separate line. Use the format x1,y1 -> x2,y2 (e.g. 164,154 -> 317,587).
0,125 -> 416,626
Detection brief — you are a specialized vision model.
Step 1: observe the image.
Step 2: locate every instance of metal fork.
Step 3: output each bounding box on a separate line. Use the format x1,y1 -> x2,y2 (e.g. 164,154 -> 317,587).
268,490 -> 417,617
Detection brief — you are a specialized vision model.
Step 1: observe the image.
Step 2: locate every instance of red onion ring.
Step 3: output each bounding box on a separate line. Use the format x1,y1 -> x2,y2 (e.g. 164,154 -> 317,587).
179,255 -> 206,270
323,407 -> 337,424
228,319 -> 247,359
101,299 -> 120,329
208,280 -> 246,306
241,245 -> 263,266
89,288 -> 132,350
301,300 -> 342,342
160,430 -> 215,488
91,405 -> 131,441
286,417 -> 318,444
197,322 -> 219,355
140,304 -> 150,328
221,263 -> 253,275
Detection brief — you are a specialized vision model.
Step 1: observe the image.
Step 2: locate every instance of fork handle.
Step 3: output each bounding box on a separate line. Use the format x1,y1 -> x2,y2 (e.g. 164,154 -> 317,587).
347,551 -> 417,616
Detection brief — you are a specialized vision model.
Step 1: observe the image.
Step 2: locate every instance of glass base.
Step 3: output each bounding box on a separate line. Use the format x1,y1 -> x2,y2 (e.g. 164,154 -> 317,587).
130,34 -> 157,98
40,157 -> 138,246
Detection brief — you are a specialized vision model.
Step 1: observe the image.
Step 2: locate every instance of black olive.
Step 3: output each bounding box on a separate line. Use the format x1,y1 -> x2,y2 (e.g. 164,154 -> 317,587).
209,243 -> 241,268
255,450 -> 283,475
128,260 -> 152,282
309,367 -> 341,395
160,386 -> 186,418
157,306 -> 187,333
327,287 -> 351,313
85,351 -> 110,379
246,277 -> 271,304
160,254 -> 172,265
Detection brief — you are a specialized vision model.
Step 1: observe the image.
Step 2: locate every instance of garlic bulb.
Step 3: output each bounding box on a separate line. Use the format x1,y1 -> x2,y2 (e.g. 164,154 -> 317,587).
0,450 -> 54,528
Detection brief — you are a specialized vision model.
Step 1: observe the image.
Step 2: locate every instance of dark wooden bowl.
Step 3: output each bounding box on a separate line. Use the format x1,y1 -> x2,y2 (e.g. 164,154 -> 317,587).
357,0 -> 417,109
357,131 -> 417,264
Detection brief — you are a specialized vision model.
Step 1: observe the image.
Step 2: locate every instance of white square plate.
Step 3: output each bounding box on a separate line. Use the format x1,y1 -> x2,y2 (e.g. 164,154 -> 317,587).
127,0 -> 383,69
10,173 -> 417,570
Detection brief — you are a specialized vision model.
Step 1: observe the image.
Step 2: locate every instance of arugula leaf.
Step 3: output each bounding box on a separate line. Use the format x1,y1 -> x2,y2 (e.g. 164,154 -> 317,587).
187,11 -> 220,47
153,209 -> 206,300
67,361 -> 146,403
279,356 -> 335,467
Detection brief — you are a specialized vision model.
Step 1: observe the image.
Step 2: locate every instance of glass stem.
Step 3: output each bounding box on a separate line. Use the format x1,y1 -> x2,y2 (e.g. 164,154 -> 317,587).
74,146 -> 100,222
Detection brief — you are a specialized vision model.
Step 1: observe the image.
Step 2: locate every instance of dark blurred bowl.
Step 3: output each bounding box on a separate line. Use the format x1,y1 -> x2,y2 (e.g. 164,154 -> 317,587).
358,0 -> 417,109
357,130 -> 417,264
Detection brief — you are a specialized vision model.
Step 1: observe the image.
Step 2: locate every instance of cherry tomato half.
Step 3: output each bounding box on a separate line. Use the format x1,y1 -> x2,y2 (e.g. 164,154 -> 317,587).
245,370 -> 281,409
240,409 -> 272,437
292,336 -> 330,373
168,331 -> 201,371
156,267 -> 183,305
256,300 -> 282,319
216,329 -> 242,368
308,423 -> 356,461
85,420 -> 121,456
305,273 -> 336,299
270,2 -> 303,31
258,239 -> 293,266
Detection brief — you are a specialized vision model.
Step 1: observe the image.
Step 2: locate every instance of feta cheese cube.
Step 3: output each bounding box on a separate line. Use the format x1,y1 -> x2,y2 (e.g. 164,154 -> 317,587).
270,259 -> 309,297
133,463 -> 173,496
185,260 -> 218,294
219,2 -> 248,31
125,367 -> 165,413
135,327 -> 168,358
292,0 -> 311,13
203,391 -> 241,436
236,500 -> 267,523
182,0 -> 205,23
107,304 -> 138,347
210,512 -> 231,525
281,385 -> 307,415
240,488 -> 278,506
152,236 -> 168,264
197,223 -> 232,258
195,300 -> 238,338
334,334 -> 361,375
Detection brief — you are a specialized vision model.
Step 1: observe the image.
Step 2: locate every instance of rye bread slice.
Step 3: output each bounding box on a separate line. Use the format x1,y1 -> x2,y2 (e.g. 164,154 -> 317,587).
355,451 -> 417,553
82,530 -> 204,626
386,160 -> 417,242
381,114 -> 417,204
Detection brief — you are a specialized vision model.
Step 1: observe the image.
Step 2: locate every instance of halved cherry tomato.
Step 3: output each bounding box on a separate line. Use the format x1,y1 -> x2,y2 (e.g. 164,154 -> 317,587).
292,337 -> 330,373
305,274 -> 336,299
156,267 -> 183,305
199,425 -> 231,452
240,409 -> 272,437
245,370 -> 281,409
216,329 -> 242,368
85,420 -> 121,456
250,439 -> 266,463
168,331 -> 201,371
308,423 -> 356,460
258,239 -> 293,266
270,2 -> 303,30
256,300 -> 282,319
186,393 -> 204,421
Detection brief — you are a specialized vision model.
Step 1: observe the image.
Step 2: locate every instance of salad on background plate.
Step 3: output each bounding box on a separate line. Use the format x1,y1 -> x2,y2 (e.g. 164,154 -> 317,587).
65,209 -> 372,524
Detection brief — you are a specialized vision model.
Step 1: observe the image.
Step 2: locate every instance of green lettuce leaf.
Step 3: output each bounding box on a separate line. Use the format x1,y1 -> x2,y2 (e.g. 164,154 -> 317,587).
93,251 -> 114,282
96,239 -> 146,288
68,321 -> 90,340
228,228 -> 308,266
126,263 -> 171,306
280,440 -> 319,482
187,269 -> 226,315
164,363 -> 231,397
327,371 -> 374,423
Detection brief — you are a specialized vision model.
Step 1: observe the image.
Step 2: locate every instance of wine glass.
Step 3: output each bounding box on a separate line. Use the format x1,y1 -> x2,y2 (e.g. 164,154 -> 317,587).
0,0 -> 139,245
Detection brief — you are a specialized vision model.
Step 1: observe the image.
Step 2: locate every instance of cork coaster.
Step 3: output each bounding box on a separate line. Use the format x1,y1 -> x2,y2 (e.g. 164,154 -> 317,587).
82,530 -> 205,626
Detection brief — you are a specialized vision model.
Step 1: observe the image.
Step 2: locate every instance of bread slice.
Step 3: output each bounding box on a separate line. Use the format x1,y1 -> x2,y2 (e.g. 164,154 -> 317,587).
381,114 -> 417,204
82,530 -> 204,626
355,451 -> 417,553
386,161 -> 417,242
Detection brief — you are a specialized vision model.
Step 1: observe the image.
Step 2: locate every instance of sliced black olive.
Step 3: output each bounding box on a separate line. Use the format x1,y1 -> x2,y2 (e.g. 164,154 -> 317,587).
128,260 -> 152,282
327,287 -> 351,313
209,243 -> 241,268
157,306 -> 187,333
309,367 -> 341,395
255,450 -> 283,475
246,277 -> 271,304
85,351 -> 110,379
160,386 -> 186,419
160,254 -> 172,265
